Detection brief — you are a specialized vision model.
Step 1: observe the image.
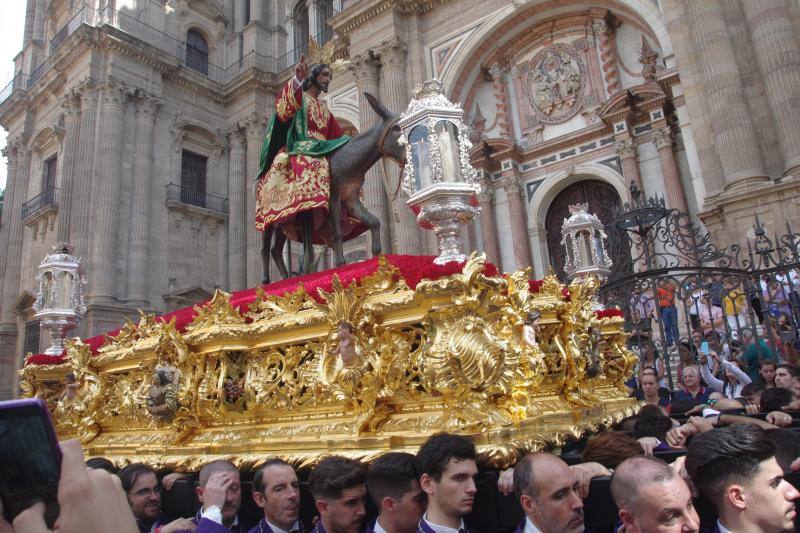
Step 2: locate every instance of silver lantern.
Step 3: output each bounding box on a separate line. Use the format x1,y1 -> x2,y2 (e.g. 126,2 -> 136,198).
561,203 -> 612,290
33,243 -> 87,356
398,79 -> 481,264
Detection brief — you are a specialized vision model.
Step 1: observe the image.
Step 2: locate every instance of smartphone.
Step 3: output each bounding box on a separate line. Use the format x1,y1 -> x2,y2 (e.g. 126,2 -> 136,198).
0,398 -> 61,525
699,341 -> 709,354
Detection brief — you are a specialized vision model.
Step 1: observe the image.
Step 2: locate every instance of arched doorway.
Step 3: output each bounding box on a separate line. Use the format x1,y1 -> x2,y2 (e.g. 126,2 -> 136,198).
544,179 -> 630,281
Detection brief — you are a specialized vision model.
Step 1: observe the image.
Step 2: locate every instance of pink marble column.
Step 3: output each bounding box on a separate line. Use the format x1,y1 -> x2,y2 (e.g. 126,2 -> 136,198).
653,128 -> 688,212
477,181 -> 501,269
488,63 -> 512,140
616,139 -> 643,195
502,178 -> 532,269
593,18 -> 621,96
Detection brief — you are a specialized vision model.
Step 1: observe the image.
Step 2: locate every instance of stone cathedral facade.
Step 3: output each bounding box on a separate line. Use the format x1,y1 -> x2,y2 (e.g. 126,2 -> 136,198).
1,0 -> 800,399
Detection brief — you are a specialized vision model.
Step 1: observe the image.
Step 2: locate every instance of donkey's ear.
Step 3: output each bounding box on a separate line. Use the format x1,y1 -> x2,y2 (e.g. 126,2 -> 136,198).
363,92 -> 393,120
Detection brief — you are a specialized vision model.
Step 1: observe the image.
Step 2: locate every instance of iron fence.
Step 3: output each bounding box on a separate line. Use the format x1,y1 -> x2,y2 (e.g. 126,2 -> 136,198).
599,185 -> 800,392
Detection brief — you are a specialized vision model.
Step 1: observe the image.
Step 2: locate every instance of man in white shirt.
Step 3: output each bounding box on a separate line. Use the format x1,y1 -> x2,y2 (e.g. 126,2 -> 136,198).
366,452 -> 426,533
610,455 -> 699,533
685,424 -> 799,533
249,459 -> 304,533
416,433 -> 479,533
511,453 -> 584,533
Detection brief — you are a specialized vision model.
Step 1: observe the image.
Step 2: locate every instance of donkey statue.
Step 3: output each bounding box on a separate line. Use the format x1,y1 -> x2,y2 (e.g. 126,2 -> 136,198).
260,93 -> 405,283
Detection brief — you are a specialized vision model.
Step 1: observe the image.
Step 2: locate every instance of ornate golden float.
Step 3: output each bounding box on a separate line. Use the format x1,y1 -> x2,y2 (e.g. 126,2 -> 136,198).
19,254 -> 638,470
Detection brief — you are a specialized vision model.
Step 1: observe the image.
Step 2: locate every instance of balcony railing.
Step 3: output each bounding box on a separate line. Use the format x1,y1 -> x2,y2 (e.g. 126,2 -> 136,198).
21,187 -> 59,220
1,2 -> 343,106
166,183 -> 228,215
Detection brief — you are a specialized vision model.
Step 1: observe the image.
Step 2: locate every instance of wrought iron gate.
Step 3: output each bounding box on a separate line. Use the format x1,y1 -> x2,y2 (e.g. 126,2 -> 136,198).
599,186 -> 800,389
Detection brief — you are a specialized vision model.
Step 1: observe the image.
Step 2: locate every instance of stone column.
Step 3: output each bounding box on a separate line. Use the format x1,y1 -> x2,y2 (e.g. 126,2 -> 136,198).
488,63 -> 512,140
72,82 -> 98,258
477,183 -> 501,269
127,94 -> 161,307
502,178 -> 532,269
250,0 -> 264,24
89,80 -> 128,302
245,113 -> 267,287
285,15 -> 296,61
685,0 -> 767,191
32,0 -> 44,42
742,0 -> 800,176
55,91 -> 82,243
616,139 -> 643,195
308,0 -> 320,40
234,0 -> 247,32
652,128 -> 688,212
1,139 -> 29,325
593,18 -> 621,96
23,0 -> 35,45
227,125 -> 247,290
350,52 -> 392,254
379,38 -> 420,253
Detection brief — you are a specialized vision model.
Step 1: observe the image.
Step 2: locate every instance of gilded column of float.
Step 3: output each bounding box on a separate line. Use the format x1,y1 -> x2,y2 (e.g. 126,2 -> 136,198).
652,128 -> 688,212
502,178 -> 532,269
71,82 -> 98,258
227,125 -> 247,290
55,91 -> 82,244
350,52 -> 392,254
127,93 -> 161,307
89,80 -> 128,302
685,0 -> 767,191
379,38 -> 421,254
742,0 -> 800,176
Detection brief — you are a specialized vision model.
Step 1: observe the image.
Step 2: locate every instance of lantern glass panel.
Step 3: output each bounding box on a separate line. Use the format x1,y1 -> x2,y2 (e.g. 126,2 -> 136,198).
408,125 -> 432,191
434,120 -> 462,182
56,272 -> 72,308
578,230 -> 592,267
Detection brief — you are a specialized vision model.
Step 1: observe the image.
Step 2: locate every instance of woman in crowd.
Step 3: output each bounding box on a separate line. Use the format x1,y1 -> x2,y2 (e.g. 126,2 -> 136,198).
637,368 -> 671,414
699,351 -> 752,399
638,341 -> 668,389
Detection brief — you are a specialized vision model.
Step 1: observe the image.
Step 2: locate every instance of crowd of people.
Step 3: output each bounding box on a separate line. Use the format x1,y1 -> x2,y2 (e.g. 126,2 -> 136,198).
2,409 -> 800,533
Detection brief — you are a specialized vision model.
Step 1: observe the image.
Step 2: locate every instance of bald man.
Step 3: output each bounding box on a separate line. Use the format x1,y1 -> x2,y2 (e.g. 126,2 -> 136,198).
611,456 -> 699,533
178,460 -> 244,533
512,453 -> 585,533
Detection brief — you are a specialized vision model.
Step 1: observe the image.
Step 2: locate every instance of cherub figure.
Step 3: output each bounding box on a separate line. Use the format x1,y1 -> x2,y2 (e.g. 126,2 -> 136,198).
522,310 -> 541,348
330,320 -> 358,367
60,372 -> 80,402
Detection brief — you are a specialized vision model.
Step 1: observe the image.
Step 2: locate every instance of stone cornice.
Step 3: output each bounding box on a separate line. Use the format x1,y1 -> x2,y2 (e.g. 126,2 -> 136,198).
329,0 -> 452,38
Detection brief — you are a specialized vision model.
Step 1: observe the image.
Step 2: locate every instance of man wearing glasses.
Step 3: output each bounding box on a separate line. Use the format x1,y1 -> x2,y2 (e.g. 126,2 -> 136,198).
119,463 -> 196,533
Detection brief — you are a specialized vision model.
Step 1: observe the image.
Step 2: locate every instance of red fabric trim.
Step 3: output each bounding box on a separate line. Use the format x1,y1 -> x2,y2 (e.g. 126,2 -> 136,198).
26,255 -> 498,365
595,308 -> 624,319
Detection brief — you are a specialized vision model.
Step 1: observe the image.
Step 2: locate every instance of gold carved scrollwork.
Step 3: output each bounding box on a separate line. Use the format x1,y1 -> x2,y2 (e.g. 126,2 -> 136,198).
56,340 -> 103,443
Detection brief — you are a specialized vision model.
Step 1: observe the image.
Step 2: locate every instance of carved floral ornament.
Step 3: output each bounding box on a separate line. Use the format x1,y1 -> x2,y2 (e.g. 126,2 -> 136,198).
525,44 -> 586,124
20,255 -> 637,469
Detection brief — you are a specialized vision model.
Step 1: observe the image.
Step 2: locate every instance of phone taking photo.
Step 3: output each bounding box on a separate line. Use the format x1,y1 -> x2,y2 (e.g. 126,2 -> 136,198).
0,398 -> 61,525
699,341 -> 710,355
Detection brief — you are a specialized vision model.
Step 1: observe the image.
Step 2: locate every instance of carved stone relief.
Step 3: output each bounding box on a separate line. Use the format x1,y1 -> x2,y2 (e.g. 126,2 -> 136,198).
526,45 -> 586,124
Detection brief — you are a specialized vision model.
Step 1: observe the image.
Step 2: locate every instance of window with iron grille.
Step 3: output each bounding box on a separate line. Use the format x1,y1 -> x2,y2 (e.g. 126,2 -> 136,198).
43,155 -> 57,195
23,320 -> 40,358
180,150 -> 207,208
186,29 -> 209,76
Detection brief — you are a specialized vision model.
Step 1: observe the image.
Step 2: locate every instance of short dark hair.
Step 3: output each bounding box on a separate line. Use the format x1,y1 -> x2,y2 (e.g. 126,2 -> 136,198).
759,359 -> 776,369
119,463 -> 158,493
685,425 -> 775,505
254,458 -> 293,494
741,381 -> 765,397
761,386 -> 794,413
416,433 -> 476,482
777,364 -> 798,377
86,457 -> 118,475
767,428 -> 800,471
633,414 -> 673,442
302,63 -> 331,91
309,456 -> 366,501
367,452 -> 419,506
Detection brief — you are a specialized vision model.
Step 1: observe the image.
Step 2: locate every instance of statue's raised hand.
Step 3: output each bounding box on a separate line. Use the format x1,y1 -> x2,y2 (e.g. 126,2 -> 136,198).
295,54 -> 308,81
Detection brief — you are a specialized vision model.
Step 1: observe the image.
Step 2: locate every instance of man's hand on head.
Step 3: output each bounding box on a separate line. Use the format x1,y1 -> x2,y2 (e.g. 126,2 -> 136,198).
202,473 -> 234,510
